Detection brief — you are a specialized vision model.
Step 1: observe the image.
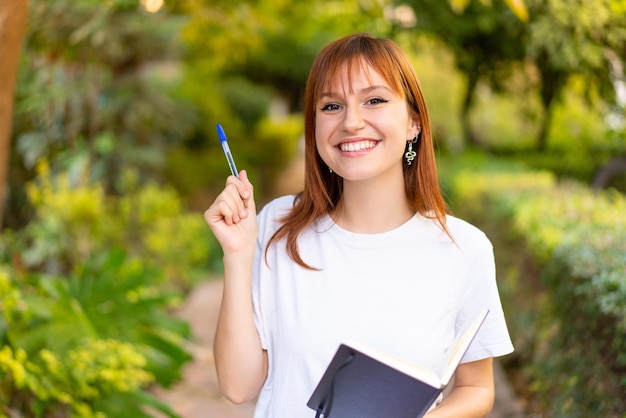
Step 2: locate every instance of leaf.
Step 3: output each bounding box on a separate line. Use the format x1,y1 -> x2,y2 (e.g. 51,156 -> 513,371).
96,390 -> 180,418
448,0 -> 528,21
10,294 -> 97,353
448,0 -> 471,13
132,390 -> 180,418
502,0 -> 528,22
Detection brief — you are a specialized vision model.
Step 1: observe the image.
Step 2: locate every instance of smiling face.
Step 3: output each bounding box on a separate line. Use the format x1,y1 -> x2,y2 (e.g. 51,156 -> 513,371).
314,61 -> 420,184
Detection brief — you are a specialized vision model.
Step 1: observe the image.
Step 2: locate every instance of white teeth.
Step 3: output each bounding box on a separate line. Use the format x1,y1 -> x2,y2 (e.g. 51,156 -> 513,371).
339,140 -> 376,152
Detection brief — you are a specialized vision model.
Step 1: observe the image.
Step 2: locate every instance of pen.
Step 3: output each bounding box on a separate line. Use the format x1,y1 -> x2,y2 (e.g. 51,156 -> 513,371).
217,124 -> 239,178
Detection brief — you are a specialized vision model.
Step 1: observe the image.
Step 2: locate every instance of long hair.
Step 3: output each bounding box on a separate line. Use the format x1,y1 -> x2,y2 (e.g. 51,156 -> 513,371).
267,33 -> 450,269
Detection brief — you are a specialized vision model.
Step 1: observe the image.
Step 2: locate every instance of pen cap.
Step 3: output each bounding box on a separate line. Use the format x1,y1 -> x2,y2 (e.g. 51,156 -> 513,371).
217,124 -> 228,143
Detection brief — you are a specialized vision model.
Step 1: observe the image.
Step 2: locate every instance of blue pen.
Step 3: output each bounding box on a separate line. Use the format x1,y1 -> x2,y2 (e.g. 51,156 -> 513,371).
217,124 -> 239,178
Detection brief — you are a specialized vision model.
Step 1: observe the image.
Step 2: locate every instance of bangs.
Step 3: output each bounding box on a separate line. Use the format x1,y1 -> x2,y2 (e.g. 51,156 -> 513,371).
312,38 -> 406,101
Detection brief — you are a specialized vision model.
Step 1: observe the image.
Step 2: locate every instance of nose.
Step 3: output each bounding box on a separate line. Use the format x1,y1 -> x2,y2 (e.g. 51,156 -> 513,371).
342,104 -> 365,132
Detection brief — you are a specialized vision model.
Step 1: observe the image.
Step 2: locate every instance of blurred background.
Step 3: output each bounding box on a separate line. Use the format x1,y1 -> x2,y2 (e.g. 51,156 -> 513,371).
0,0 -> 624,417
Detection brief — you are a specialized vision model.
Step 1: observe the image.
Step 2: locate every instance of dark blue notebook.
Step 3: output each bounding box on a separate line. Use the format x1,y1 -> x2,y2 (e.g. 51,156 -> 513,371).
307,310 -> 489,418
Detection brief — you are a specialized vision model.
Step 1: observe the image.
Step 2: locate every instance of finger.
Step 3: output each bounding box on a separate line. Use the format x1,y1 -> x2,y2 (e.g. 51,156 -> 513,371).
205,186 -> 242,226
222,183 -> 248,222
226,171 -> 253,212
239,170 -> 254,209
205,198 -> 237,226
224,183 -> 250,223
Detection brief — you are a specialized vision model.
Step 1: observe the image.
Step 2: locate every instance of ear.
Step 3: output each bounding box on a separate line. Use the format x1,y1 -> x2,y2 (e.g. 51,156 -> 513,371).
407,114 -> 421,140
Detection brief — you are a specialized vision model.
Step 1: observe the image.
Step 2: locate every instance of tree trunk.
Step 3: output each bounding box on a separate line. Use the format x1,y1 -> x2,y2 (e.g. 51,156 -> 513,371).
0,0 -> 28,230
536,60 -> 567,152
461,71 -> 481,148
536,102 -> 553,152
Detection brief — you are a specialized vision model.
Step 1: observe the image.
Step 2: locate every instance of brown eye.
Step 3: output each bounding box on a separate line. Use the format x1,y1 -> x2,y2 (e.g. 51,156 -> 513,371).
367,98 -> 389,105
320,103 -> 341,111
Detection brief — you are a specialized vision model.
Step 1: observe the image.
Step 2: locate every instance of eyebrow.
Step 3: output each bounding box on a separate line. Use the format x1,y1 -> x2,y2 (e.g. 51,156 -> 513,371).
319,85 -> 393,99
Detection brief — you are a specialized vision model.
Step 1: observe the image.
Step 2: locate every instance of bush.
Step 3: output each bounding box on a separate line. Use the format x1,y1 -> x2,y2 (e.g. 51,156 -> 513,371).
0,259 -> 183,417
0,162 -> 216,416
20,160 -> 213,288
440,152 -> 626,417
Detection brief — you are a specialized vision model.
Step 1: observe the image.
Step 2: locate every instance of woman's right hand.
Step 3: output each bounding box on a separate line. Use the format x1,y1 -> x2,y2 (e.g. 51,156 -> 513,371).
205,170 -> 267,403
204,170 -> 258,255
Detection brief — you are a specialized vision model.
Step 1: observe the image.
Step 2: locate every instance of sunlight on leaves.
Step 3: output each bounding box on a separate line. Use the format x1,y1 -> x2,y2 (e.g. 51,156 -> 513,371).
448,0 -> 529,21
449,0 -> 471,13
503,0 -> 529,21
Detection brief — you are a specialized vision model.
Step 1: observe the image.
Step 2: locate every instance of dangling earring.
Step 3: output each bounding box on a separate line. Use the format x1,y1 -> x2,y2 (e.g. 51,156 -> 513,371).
405,138 -> 417,165
405,127 -> 421,165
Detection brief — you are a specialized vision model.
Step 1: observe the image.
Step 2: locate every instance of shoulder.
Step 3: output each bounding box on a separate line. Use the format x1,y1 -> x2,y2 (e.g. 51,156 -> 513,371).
257,194 -> 297,238
444,215 -> 493,251
258,195 -> 296,219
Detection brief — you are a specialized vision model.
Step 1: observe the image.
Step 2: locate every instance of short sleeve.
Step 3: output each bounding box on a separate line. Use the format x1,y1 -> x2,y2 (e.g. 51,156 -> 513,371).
457,232 -> 514,362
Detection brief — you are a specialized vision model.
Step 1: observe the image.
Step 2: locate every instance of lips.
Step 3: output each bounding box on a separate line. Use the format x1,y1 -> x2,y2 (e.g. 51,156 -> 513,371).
338,140 -> 378,152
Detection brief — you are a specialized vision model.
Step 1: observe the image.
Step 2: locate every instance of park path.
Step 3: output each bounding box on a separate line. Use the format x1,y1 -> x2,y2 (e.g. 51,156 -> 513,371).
154,279 -> 525,418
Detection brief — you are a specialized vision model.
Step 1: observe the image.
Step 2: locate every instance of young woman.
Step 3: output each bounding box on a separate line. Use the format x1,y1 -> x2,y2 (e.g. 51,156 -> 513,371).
204,33 -> 514,418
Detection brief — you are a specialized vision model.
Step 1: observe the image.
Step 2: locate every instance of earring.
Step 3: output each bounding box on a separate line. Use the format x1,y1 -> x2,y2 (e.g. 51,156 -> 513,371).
329,167 -> 333,173
405,139 -> 417,165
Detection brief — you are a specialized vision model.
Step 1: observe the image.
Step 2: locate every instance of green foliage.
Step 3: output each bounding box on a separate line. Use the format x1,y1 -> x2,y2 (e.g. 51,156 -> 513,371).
246,115 -> 304,202
397,0 -> 626,156
438,151 -> 555,214
411,29 -> 625,185
167,0 -> 392,204
20,161 -> 212,286
0,161 -> 219,416
441,152 -> 626,417
393,35 -> 466,151
0,340 -> 147,417
9,0 -> 194,228
466,79 -> 542,149
522,77 -> 624,182
512,183 -> 626,260
400,0 -> 526,86
449,72 -> 626,185
166,114 -> 304,205
448,0 -> 530,21
217,77 -> 274,131
534,227 -> 626,416
0,263 -> 181,417
526,0 -> 626,90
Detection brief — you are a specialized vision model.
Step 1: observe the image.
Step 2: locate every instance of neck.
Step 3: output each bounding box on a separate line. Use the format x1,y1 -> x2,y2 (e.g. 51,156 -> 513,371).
333,175 -> 413,234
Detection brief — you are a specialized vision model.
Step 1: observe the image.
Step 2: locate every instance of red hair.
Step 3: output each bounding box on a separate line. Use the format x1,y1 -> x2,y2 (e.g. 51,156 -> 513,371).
267,33 -> 450,269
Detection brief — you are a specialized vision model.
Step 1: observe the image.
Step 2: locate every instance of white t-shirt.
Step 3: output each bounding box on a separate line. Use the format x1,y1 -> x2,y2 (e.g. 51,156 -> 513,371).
251,195 -> 514,418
